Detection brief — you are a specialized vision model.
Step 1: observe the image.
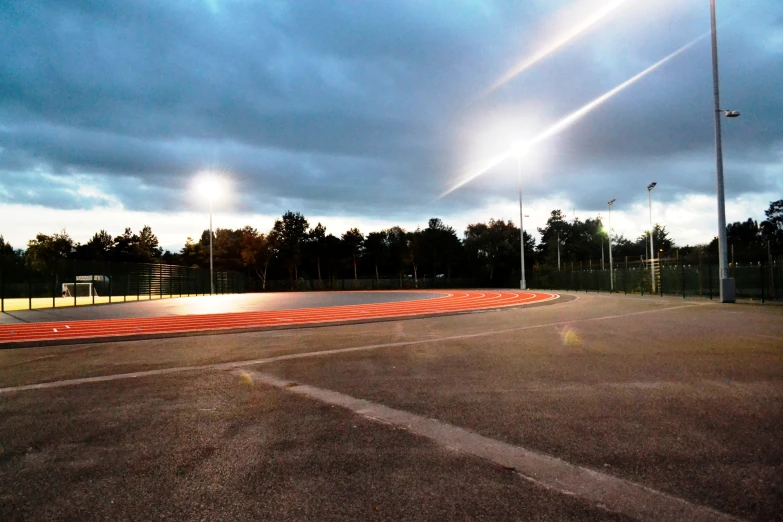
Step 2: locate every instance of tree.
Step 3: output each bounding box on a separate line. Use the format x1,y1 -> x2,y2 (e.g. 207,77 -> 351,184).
761,199 -> 783,248
609,234 -> 638,263
0,236 -> 17,260
364,231 -> 388,282
406,229 -> 423,286
727,218 -> 762,252
136,225 -> 163,262
240,226 -> 276,290
112,228 -> 139,262
270,211 -> 309,287
636,224 -> 674,260
306,223 -> 327,284
384,226 -> 410,282
321,234 -> 345,283
537,210 -> 572,266
25,230 -> 74,274
421,218 -> 463,278
180,236 -> 206,267
73,230 -> 113,262
214,228 -> 244,271
341,228 -> 364,281
464,219 -> 519,282
111,226 -> 162,263
0,236 -> 24,272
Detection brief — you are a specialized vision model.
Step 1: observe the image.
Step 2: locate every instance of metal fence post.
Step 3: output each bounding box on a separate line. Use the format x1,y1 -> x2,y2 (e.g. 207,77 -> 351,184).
28,274 -> 32,310
73,271 -> 77,307
761,262 -> 765,304
92,262 -> 96,305
681,262 -> 685,298
52,272 -> 56,308
0,262 -> 4,313
109,262 -> 113,304
709,257 -> 713,300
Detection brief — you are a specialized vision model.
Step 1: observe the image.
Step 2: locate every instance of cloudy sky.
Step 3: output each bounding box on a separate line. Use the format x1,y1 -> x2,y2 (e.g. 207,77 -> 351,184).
1,0 -> 781,252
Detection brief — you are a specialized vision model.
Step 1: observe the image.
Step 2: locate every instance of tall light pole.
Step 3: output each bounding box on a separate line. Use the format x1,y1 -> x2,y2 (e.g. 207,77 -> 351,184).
647,182 -> 656,293
208,197 -> 214,295
710,0 -> 740,303
607,199 -> 615,292
197,175 -> 223,296
517,155 -> 527,290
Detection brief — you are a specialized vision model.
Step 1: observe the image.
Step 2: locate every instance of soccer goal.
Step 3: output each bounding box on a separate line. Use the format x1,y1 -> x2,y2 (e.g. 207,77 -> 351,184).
62,282 -> 99,297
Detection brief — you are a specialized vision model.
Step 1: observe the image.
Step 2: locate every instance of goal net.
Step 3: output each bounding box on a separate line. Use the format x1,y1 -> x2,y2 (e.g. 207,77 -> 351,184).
62,282 -> 99,297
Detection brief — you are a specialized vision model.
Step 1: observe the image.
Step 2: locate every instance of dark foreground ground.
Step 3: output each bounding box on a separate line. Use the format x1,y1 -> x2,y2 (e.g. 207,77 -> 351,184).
0,292 -> 781,521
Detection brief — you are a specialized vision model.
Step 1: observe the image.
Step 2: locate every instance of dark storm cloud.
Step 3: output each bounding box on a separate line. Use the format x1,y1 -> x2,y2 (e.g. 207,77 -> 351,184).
0,0 -> 781,219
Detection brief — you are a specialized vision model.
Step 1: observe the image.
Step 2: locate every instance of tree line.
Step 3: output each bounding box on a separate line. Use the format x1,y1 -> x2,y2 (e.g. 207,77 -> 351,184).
1,200 -> 781,288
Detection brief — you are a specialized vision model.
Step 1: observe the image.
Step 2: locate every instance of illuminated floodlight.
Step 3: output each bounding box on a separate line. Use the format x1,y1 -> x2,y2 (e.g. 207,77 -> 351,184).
511,140 -> 531,158
196,175 -> 223,200
486,0 -> 630,95
440,33 -> 708,200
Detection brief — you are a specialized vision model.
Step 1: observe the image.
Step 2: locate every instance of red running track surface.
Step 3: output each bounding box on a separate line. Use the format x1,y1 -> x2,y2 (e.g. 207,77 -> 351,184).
0,290 -> 558,347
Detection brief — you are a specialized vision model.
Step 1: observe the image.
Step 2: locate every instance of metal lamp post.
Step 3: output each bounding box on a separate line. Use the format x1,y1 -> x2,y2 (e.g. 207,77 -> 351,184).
517,155 -> 527,290
647,182 -> 656,293
608,199 -> 615,291
710,0 -> 740,303
208,197 -> 214,295
197,175 -> 222,296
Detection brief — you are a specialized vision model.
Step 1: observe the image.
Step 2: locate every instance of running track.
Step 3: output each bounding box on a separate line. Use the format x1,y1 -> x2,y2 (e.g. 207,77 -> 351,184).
0,290 -> 558,347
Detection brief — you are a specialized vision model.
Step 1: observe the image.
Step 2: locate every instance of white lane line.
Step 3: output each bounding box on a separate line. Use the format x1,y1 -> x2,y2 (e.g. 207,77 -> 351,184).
246,370 -> 743,522
0,302 -> 705,395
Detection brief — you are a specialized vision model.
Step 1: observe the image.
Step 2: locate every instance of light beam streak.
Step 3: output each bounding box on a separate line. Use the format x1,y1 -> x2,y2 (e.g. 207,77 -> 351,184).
440,34 -> 707,200
485,0 -> 630,96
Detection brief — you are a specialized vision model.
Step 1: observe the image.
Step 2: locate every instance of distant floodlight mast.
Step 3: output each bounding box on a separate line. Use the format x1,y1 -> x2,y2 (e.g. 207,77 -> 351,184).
647,182 -> 656,293
607,199 -> 616,292
710,0 -> 740,303
196,175 -> 223,295
517,153 -> 527,290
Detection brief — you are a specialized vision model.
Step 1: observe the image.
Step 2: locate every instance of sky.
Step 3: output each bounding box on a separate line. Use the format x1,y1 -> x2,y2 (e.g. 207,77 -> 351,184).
1,0 -> 781,252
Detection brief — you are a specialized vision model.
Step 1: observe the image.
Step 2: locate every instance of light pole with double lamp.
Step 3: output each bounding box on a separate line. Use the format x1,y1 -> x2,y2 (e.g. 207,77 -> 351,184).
607,199 -> 615,291
710,0 -> 740,302
647,182 -> 656,293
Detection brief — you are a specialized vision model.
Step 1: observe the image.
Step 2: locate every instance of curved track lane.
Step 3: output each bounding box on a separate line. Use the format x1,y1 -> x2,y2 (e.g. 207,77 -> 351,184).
0,290 -> 558,347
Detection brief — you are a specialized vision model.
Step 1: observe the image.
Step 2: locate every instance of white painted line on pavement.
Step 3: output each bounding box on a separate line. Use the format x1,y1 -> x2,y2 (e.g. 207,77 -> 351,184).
247,370 -> 743,522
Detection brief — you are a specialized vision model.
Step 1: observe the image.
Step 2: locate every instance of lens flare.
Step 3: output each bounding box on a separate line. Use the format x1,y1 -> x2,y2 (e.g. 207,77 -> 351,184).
486,0 -> 630,95
559,325 -> 581,346
440,33 -> 707,200
238,370 -> 254,386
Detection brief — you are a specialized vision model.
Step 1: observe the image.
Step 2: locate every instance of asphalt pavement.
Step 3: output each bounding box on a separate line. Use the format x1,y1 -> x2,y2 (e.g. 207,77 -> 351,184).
0,292 -> 780,521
